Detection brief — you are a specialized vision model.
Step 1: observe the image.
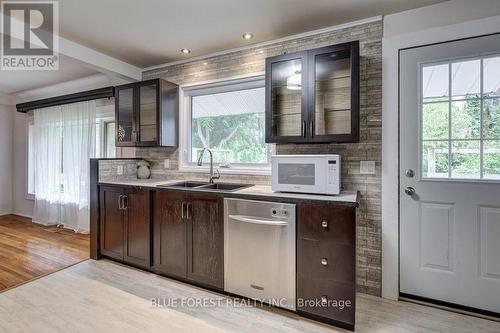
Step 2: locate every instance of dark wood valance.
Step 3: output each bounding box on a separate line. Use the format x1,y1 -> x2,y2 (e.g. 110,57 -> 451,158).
16,86 -> 115,113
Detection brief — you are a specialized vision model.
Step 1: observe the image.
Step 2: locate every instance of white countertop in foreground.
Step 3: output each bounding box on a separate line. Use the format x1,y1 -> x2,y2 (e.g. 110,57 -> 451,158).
99,179 -> 359,205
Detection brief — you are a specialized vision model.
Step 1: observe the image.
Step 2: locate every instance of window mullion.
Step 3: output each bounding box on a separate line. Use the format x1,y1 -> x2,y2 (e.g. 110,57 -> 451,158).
479,58 -> 484,179
448,63 -> 452,178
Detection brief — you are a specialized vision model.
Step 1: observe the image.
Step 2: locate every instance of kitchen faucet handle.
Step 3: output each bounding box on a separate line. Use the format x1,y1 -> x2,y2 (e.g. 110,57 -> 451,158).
213,168 -> 221,180
197,148 -> 205,166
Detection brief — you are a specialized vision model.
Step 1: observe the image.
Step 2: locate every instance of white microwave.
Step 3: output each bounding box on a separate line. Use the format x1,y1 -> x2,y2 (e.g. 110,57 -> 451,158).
271,155 -> 341,195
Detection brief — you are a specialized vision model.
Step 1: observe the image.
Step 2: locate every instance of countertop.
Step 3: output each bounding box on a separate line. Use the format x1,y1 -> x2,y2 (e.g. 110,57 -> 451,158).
98,179 -> 359,207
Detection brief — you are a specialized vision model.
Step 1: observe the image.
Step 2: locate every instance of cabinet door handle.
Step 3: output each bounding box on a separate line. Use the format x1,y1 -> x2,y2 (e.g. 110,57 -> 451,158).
117,195 -> 123,210
122,195 -> 128,210
186,202 -> 191,219
321,220 -> 328,228
302,120 -> 306,138
310,120 -> 314,138
181,202 -> 186,219
321,258 -> 328,266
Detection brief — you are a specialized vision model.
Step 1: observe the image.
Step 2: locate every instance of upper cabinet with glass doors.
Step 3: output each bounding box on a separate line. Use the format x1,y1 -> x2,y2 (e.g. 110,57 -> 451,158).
265,41 -> 359,143
115,79 -> 179,147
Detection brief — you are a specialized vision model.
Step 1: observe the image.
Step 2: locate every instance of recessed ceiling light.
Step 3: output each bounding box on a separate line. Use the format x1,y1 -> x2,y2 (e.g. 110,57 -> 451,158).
180,48 -> 191,54
242,32 -> 254,40
203,62 -> 208,66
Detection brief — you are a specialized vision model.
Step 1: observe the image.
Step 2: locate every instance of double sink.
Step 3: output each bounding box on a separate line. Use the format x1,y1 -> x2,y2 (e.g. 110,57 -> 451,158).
157,181 -> 252,192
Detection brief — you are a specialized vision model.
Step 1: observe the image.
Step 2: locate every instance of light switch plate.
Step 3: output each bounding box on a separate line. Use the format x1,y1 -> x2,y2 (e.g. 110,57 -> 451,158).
360,161 -> 376,175
117,165 -> 124,175
164,159 -> 170,169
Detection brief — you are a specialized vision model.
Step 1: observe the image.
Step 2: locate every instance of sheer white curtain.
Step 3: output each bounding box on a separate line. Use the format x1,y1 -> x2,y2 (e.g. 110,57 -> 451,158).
33,100 -> 96,233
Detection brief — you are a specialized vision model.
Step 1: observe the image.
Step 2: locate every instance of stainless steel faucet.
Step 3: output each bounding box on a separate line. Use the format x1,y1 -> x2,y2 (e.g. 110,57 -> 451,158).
197,148 -> 220,184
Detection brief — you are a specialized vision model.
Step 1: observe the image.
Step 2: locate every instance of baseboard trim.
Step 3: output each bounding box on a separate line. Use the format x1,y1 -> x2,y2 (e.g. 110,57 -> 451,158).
12,213 -> 33,219
399,293 -> 500,322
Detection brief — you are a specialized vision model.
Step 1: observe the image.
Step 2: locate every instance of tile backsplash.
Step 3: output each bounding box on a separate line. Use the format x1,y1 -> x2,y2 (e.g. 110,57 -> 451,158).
99,159 -> 141,181
108,20 -> 383,296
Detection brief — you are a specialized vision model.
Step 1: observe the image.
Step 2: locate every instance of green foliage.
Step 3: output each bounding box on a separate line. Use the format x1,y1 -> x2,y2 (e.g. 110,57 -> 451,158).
422,141 -> 448,176
422,102 -> 448,140
484,98 -> 500,138
423,96 -> 500,178
192,113 -> 267,164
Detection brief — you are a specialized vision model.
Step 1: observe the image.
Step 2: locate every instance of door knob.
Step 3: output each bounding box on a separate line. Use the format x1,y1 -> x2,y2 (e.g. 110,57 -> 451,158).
404,187 -> 416,196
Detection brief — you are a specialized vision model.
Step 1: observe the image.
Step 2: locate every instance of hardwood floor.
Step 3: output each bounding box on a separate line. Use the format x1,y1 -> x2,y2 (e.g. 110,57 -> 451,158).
0,259 -> 499,333
0,215 -> 89,292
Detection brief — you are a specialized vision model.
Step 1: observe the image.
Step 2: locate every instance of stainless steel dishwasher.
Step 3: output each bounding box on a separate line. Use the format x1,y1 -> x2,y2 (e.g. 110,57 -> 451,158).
224,198 -> 296,310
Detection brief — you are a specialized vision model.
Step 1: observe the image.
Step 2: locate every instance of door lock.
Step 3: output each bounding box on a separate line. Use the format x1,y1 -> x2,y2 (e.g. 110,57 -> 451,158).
405,169 -> 415,178
404,187 -> 416,196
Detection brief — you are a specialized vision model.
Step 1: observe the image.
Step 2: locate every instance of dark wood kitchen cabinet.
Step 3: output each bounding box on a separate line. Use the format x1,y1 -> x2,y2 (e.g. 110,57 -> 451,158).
153,191 -> 187,279
186,194 -> 224,289
99,186 -> 124,260
115,78 -> 178,147
265,41 -> 359,144
153,191 -> 224,290
296,203 -> 356,330
99,186 -> 151,268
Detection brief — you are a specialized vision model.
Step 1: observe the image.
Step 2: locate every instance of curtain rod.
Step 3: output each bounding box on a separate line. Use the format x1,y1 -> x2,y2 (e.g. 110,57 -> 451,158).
16,86 -> 115,113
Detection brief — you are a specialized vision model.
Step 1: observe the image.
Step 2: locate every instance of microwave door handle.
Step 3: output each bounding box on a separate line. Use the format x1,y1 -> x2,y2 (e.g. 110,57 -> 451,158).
228,214 -> 289,226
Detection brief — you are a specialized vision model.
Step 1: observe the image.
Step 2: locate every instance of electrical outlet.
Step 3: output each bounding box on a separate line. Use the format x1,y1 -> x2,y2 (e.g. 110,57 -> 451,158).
164,159 -> 170,169
117,165 -> 124,175
360,161 -> 375,175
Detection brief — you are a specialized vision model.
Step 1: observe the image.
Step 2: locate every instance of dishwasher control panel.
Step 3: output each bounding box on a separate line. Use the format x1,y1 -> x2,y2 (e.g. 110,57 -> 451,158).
271,208 -> 290,218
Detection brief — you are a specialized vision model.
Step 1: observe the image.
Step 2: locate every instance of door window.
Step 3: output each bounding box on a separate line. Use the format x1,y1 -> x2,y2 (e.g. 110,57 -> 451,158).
421,55 -> 500,179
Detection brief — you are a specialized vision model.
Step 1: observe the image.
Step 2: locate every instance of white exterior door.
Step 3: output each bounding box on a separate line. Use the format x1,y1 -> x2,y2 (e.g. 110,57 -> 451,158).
400,34 -> 500,314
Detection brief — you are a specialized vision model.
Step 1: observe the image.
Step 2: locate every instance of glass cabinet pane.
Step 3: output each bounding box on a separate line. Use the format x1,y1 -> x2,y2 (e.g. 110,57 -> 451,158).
117,87 -> 134,143
314,50 -> 351,136
139,84 -> 157,142
270,59 -> 303,137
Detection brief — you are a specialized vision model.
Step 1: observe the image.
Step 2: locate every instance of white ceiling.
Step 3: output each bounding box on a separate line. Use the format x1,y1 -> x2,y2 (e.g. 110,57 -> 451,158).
58,0 -> 447,67
0,54 -> 98,95
0,0 -> 448,99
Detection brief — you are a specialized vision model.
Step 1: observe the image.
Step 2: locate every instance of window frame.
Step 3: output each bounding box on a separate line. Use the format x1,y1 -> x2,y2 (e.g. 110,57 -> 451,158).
179,75 -> 273,175
96,118 -> 116,158
418,53 -> 500,182
26,115 -> 35,200
103,121 -> 116,158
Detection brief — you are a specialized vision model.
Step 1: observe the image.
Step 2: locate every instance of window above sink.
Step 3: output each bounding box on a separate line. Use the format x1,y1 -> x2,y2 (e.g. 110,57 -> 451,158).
179,76 -> 273,176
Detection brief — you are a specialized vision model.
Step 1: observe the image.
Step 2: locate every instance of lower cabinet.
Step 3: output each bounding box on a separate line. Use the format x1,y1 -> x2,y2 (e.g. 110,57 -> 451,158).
296,203 -> 356,330
99,186 -> 151,268
153,191 -> 187,279
100,186 -> 124,260
98,186 -> 356,330
153,191 -> 224,290
187,194 -> 224,288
